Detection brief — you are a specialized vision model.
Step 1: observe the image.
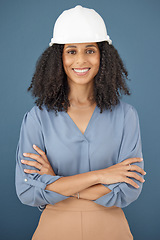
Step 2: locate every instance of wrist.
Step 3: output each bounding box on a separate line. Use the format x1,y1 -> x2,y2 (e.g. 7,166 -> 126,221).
92,170 -> 101,184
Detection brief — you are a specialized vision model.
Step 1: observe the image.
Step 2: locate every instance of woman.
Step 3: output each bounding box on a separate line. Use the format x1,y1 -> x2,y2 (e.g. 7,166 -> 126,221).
15,5 -> 146,240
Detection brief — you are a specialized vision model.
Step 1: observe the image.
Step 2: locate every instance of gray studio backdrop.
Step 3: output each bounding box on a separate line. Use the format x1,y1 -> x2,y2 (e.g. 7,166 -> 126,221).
0,0 -> 159,239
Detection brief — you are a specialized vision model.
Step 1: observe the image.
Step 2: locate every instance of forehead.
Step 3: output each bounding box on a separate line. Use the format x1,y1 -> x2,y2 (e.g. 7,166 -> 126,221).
64,42 -> 98,48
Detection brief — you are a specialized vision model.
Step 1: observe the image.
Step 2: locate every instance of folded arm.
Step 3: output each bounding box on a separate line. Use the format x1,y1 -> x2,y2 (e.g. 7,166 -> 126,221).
21,146 -> 144,203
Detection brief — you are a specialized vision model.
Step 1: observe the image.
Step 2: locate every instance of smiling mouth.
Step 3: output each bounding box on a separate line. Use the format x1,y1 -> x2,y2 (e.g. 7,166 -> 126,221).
72,68 -> 90,74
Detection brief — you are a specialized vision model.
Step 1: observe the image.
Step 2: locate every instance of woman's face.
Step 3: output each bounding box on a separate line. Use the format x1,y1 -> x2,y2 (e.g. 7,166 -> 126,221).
62,42 -> 100,86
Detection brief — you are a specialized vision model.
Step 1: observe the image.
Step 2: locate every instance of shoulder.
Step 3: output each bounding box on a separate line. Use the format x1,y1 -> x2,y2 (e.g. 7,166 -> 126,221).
113,100 -> 139,118
116,100 -> 140,128
29,105 -> 47,118
26,105 -> 58,125
106,100 -> 140,126
23,105 -> 48,125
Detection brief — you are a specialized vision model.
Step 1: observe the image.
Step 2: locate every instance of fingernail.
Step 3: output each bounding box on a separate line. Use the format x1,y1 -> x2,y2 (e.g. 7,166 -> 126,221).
144,172 -> 147,175
143,179 -> 145,182
21,160 -> 25,163
24,169 -> 27,172
140,158 -> 143,161
33,144 -> 36,148
137,185 -> 140,188
23,153 -> 27,156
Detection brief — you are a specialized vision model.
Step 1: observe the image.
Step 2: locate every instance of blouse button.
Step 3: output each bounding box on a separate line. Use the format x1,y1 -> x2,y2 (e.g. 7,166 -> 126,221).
24,178 -> 28,182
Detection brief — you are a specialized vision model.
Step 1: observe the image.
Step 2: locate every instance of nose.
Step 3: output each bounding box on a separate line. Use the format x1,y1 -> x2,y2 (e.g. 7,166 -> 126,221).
75,52 -> 87,65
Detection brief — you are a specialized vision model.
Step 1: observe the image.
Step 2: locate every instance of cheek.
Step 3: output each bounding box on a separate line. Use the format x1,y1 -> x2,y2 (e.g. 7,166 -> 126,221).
92,57 -> 100,70
90,52 -> 100,64
62,55 -> 73,69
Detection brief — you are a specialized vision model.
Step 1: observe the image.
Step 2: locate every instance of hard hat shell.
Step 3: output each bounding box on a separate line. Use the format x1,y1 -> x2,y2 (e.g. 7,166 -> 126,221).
49,5 -> 112,46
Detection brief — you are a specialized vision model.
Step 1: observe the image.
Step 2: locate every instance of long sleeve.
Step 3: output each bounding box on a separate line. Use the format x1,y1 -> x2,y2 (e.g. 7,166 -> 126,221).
93,105 -> 144,208
15,110 -> 69,211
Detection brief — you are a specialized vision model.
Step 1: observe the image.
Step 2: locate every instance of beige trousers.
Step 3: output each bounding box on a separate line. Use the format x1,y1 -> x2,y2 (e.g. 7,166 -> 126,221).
32,197 -> 133,240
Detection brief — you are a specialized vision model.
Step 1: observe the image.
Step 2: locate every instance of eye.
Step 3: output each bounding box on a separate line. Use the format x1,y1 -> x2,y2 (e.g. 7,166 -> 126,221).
86,49 -> 95,54
67,50 -> 76,54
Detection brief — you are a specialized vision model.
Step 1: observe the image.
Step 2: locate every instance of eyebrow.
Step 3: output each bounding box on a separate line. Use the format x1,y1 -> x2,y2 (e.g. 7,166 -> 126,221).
65,45 -> 97,49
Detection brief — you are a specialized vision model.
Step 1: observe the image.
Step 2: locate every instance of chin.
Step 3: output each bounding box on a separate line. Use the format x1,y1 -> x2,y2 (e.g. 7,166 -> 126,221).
70,78 -> 94,85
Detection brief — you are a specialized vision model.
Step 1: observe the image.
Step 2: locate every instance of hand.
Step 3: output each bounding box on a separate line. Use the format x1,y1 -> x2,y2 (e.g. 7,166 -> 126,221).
96,158 -> 146,188
21,144 -> 56,176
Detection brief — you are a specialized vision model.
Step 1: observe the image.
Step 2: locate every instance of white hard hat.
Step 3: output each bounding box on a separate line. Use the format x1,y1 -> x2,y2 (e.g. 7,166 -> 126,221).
49,5 -> 112,46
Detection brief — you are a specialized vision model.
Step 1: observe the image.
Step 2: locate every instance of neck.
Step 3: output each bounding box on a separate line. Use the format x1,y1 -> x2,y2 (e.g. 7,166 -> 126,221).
68,81 -> 94,105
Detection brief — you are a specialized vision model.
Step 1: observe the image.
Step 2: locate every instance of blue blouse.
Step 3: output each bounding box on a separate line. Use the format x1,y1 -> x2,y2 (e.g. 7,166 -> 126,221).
15,100 -> 144,211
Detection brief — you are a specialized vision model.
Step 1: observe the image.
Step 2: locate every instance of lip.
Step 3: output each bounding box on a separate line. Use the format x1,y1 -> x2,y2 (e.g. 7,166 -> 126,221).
72,68 -> 90,76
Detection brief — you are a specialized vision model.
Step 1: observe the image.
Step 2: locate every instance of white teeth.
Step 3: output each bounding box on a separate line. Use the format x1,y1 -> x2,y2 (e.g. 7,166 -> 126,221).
73,68 -> 90,73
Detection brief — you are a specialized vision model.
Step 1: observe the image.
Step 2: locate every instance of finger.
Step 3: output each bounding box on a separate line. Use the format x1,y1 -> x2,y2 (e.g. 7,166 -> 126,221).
129,165 -> 146,175
24,169 -> 41,174
23,152 -> 44,164
21,160 -> 42,170
33,145 -> 48,162
123,158 -> 143,165
127,172 -> 145,183
124,177 -> 140,188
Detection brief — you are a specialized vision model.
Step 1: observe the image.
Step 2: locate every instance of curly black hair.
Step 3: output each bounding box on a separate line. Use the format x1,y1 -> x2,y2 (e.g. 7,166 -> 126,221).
28,41 -> 131,114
